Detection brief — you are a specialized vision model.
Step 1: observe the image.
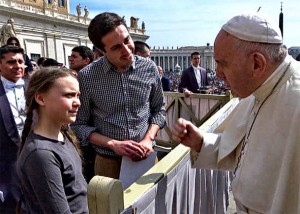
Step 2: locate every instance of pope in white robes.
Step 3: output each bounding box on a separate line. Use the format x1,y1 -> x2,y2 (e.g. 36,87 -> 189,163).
173,12 -> 300,214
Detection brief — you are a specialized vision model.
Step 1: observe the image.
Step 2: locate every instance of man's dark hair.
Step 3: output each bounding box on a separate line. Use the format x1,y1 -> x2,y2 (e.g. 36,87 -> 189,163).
88,12 -> 127,52
72,46 -> 94,64
134,41 -> 150,55
296,54 -> 300,61
42,58 -> 63,67
191,51 -> 200,58
37,57 -> 47,66
0,45 -> 24,60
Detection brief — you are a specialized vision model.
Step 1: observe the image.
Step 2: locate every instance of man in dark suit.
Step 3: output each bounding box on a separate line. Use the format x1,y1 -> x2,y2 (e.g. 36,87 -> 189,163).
0,45 -> 26,213
178,51 -> 208,97
158,66 -> 171,91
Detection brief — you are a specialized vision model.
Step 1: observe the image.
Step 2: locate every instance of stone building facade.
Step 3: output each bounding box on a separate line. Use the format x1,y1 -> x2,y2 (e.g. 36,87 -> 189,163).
0,0 -> 149,67
150,45 -> 215,73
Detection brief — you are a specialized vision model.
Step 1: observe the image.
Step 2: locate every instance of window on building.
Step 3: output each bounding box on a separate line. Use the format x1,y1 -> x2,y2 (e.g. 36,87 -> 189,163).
59,0 -> 65,7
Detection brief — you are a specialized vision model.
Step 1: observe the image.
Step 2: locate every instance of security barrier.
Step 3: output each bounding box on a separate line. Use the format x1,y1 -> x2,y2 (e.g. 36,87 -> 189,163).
88,95 -> 238,214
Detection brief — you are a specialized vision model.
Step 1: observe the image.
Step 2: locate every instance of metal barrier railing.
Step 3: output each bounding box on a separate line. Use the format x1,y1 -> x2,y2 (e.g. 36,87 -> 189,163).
88,97 -> 239,214
156,91 -> 231,147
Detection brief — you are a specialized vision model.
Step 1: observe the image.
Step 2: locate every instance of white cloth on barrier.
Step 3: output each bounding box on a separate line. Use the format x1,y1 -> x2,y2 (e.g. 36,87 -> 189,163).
121,153 -> 230,214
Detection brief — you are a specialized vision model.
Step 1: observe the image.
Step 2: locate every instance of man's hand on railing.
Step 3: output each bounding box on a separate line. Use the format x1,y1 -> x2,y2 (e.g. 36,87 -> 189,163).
183,89 -> 193,97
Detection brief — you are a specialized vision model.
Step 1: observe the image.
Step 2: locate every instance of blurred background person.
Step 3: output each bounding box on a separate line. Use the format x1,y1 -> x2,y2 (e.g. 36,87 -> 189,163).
92,45 -> 103,61
69,45 -> 95,181
24,59 -> 39,88
69,46 -> 93,73
37,56 -> 47,68
42,58 -> 63,67
30,59 -> 39,71
6,37 -> 33,76
178,51 -> 209,97
134,40 -> 151,58
158,66 -> 171,91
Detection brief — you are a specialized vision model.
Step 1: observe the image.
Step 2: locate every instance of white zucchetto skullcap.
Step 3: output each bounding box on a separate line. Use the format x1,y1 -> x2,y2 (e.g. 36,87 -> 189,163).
222,12 -> 282,44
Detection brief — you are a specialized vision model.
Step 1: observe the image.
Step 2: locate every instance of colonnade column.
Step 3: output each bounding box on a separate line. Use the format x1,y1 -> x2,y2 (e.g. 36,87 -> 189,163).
185,56 -> 188,69
181,56 -> 183,70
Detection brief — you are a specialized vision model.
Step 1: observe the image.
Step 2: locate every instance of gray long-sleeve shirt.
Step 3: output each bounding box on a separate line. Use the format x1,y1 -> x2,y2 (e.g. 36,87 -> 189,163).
17,131 -> 88,214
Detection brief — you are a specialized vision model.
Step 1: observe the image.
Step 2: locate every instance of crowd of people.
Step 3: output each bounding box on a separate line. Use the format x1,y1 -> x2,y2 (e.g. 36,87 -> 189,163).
1,10 -> 300,214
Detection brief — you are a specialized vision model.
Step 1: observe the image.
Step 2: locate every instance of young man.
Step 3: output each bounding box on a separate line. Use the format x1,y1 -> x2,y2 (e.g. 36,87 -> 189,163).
71,12 -> 165,181
134,40 -> 151,58
69,45 -> 94,73
178,51 -> 209,97
173,12 -> 300,213
0,45 -> 25,213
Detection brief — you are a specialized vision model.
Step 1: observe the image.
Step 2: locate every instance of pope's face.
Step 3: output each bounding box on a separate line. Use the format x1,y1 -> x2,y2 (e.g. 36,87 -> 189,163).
102,25 -> 134,71
214,30 -> 254,98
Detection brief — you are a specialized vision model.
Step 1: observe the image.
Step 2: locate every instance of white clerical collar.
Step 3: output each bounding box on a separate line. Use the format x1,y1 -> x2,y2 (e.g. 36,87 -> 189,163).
262,55 -> 291,86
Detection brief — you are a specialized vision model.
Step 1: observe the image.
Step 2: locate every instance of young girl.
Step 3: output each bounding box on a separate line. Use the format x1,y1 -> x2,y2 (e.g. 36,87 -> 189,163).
17,68 -> 88,213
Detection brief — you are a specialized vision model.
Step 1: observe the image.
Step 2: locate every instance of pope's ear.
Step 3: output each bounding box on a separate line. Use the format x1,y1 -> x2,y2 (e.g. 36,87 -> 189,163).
34,93 -> 45,106
251,52 -> 267,78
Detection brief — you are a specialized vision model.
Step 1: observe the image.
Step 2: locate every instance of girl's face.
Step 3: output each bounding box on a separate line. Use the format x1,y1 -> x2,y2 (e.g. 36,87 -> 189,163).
39,76 -> 80,125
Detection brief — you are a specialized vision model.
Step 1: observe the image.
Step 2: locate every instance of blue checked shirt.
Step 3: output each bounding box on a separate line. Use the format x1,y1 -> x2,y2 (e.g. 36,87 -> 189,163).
71,56 -> 166,157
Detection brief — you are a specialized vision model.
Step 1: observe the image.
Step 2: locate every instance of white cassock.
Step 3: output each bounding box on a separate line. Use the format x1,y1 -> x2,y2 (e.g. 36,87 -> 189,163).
191,55 -> 300,214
